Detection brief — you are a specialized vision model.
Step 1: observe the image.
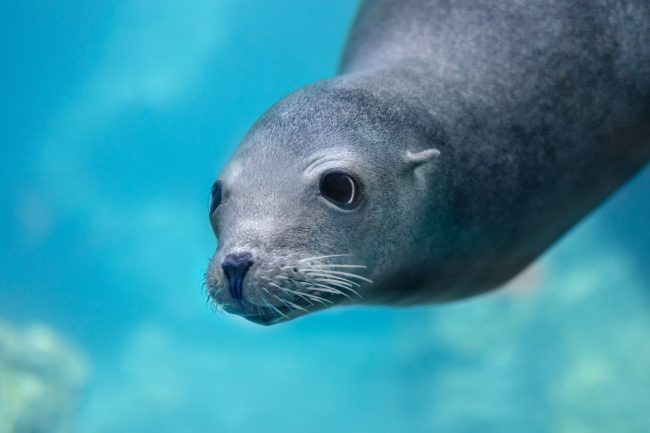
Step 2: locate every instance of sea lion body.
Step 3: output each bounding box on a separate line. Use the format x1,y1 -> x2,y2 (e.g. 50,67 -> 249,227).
207,0 -> 650,324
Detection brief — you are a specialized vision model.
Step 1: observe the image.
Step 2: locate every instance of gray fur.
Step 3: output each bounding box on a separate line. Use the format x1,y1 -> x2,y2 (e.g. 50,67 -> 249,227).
207,0 -> 650,325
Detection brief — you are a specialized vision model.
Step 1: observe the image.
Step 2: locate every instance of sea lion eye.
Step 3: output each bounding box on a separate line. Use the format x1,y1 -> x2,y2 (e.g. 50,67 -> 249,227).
209,181 -> 222,215
319,172 -> 361,208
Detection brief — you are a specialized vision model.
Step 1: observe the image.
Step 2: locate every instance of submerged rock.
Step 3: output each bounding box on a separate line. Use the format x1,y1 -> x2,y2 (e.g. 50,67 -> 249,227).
0,321 -> 88,433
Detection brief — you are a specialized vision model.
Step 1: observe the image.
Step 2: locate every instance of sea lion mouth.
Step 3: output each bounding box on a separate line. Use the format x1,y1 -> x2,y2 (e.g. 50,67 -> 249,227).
222,302 -> 291,326
205,254 -> 373,324
221,296 -> 325,326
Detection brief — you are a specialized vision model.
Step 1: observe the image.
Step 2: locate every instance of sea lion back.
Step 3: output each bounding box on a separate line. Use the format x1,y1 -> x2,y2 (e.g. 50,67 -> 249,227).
341,0 -> 650,92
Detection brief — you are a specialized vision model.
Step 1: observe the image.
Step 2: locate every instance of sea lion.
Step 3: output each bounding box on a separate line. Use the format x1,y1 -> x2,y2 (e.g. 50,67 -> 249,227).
206,0 -> 650,325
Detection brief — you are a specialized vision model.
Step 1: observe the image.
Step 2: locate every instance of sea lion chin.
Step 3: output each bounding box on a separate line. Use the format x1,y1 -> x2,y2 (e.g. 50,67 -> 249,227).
206,0 -> 650,325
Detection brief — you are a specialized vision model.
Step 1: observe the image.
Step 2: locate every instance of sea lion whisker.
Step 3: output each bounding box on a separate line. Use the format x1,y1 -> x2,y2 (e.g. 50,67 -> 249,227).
313,284 -> 356,301
313,280 -> 362,299
303,264 -> 367,269
299,269 -> 357,281
270,291 -> 309,313
281,276 -> 312,288
296,280 -> 358,301
296,293 -> 331,306
261,294 -> 289,320
284,277 -> 353,298
285,278 -> 336,303
296,289 -> 334,305
311,275 -> 359,288
303,283 -> 347,298
207,298 -> 224,314
269,282 -> 315,306
284,276 -> 321,288
260,287 -> 286,305
313,277 -> 357,291
297,254 -> 352,263
255,299 -> 264,321
272,283 -> 301,296
282,264 -> 367,270
301,271 -> 360,287
261,285 -> 305,312
262,288 -> 328,307
306,269 -> 374,284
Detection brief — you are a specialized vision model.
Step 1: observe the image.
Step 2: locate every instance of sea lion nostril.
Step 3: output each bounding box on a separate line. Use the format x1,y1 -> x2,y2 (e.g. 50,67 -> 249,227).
221,252 -> 254,301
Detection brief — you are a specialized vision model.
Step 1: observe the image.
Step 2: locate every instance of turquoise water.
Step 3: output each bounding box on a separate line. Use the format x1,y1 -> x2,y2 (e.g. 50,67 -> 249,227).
1,1 -> 649,431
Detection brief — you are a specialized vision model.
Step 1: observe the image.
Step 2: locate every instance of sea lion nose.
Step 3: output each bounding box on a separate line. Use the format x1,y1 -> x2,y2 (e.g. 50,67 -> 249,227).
221,252 -> 254,301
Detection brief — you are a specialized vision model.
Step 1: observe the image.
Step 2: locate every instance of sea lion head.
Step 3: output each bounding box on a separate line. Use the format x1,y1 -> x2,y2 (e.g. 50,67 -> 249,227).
206,82 -> 444,325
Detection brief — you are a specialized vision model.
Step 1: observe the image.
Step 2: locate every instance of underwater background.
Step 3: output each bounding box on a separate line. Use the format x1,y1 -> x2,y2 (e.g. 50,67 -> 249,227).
1,1 -> 649,432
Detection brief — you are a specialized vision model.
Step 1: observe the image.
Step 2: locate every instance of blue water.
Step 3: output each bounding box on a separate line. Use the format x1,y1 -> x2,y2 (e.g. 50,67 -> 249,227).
1,1 -> 649,432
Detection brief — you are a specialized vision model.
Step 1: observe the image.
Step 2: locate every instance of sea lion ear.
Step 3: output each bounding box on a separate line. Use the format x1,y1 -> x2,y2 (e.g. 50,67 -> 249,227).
404,148 -> 440,169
